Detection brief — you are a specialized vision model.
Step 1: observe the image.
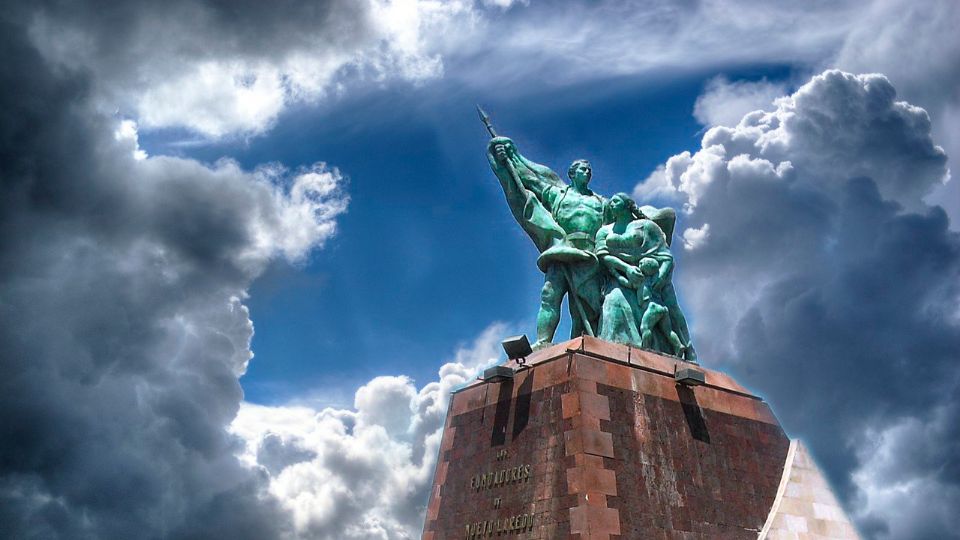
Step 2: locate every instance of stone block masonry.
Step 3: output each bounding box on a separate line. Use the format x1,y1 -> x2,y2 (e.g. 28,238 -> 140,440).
422,336 -> 859,539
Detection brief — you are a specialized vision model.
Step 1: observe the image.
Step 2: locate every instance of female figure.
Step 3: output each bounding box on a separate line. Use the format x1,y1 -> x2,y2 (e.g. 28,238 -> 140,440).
596,193 -> 697,362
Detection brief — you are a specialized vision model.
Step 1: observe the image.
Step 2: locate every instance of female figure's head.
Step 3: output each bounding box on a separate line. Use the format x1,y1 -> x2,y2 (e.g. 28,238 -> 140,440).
604,192 -> 645,223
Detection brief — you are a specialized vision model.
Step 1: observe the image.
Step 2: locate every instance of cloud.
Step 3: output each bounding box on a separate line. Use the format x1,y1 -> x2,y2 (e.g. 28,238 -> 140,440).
831,0 -> 960,226
230,324 -> 507,539
452,0 -> 959,228
851,395 -> 960,539
0,16 -> 347,539
693,76 -> 787,127
24,0 -> 472,137
482,0 -> 528,8
646,71 -> 946,215
635,70 -> 960,539
444,0 -> 859,91
681,223 -> 710,250
18,0 -> 946,142
833,0 -> 960,109
5,2 -> 960,539
633,152 -> 691,207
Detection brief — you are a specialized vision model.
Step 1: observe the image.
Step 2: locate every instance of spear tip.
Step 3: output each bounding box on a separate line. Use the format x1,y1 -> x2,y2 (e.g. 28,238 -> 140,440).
476,104 -> 497,138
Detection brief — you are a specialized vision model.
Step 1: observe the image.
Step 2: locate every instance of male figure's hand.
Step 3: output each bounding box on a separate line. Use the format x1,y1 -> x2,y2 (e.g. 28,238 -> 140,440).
489,136 -> 513,163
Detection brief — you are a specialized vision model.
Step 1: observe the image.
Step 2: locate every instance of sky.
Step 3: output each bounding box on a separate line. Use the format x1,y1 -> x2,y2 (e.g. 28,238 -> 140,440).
0,1 -> 958,539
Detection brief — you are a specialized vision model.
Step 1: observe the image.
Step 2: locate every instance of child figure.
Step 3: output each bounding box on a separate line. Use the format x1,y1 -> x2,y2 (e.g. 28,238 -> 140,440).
635,257 -> 685,357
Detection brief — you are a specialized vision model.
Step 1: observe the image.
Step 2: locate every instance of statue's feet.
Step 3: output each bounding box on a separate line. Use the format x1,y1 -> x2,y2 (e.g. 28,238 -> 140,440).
531,339 -> 553,351
683,344 -> 699,364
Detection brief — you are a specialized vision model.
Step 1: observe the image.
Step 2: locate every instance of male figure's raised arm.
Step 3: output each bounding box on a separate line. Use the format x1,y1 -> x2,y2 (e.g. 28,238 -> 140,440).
485,136 -> 567,253
517,154 -> 564,193
487,136 -> 564,207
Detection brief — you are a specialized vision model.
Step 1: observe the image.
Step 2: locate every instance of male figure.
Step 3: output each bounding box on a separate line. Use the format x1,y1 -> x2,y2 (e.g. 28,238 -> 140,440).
486,136 -> 605,349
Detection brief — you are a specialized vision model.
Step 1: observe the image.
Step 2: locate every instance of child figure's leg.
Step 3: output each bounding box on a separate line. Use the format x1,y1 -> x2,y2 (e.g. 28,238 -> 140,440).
640,302 -> 668,349
656,309 -> 685,356
666,331 -> 685,357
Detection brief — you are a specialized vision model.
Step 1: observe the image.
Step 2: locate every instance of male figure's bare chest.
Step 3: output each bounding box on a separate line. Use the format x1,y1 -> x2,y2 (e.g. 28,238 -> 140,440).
554,191 -> 603,230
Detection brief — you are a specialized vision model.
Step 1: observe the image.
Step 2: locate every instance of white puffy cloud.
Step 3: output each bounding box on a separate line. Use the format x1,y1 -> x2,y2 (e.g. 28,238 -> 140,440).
670,1 -> 960,228
247,163 -> 350,264
693,76 -> 788,127
135,62 -> 288,138
113,119 -> 148,160
635,70 -> 959,539
633,152 -> 690,207
644,71 -> 946,222
230,323 -> 507,539
681,223 -> 710,250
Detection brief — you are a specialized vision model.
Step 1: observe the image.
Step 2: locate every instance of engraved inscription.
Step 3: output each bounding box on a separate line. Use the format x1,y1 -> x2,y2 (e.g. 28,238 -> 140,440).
464,513 -> 535,538
461,450 -> 534,536
470,464 -> 532,490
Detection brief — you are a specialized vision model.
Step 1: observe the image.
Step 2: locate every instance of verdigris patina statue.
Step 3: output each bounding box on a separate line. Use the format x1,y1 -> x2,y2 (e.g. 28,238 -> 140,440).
480,107 -> 697,362
482,115 -> 604,349
596,193 -> 696,361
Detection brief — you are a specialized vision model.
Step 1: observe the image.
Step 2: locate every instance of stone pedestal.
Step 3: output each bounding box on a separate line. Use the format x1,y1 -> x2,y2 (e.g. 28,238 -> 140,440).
422,336 -> 859,539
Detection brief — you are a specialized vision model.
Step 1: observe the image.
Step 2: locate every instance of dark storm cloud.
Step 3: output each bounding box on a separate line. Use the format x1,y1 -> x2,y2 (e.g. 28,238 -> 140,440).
638,71 -> 960,539
22,0 -> 450,136
0,7 -> 346,539
27,0 -> 372,82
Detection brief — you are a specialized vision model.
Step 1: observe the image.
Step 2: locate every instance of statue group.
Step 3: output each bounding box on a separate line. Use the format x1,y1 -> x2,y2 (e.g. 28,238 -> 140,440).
483,114 -> 697,363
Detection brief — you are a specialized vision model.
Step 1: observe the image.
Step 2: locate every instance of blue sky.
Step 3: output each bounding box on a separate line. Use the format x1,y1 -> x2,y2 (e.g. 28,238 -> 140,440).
143,65 -> 792,403
2,1 -> 959,539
